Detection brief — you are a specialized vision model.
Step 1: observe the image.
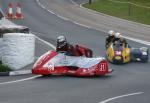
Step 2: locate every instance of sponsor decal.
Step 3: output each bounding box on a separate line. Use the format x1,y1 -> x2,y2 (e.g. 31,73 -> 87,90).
47,62 -> 54,71
115,56 -> 121,60
68,71 -> 76,73
33,51 -> 51,68
142,52 -> 147,55
59,55 -> 69,65
136,58 -> 141,61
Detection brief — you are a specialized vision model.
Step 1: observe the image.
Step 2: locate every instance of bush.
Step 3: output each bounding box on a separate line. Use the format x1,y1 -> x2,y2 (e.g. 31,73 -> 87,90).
0,64 -> 12,72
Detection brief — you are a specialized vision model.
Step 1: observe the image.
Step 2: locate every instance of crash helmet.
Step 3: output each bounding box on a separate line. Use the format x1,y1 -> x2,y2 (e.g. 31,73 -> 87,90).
118,33 -> 124,42
115,32 -> 122,38
108,30 -> 115,36
57,35 -> 67,48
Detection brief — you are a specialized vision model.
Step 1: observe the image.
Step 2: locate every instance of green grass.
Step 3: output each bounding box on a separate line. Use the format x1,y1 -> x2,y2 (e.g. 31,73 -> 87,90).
0,62 -> 12,72
83,0 -> 150,25
115,0 -> 150,6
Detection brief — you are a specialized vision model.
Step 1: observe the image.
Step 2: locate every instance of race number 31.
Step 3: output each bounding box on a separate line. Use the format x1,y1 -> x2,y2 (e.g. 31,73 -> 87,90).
99,63 -> 106,71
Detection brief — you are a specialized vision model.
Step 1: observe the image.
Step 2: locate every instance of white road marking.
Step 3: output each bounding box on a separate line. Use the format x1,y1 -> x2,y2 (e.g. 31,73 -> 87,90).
35,35 -> 56,50
0,0 -> 148,85
0,3 -> 57,84
36,0 -> 150,47
57,15 -> 69,21
36,0 -> 46,9
99,92 -> 143,103
124,36 -> 150,46
31,31 -> 56,49
37,0 -> 70,20
47,9 -> 55,14
36,0 -> 55,15
0,75 -> 41,85
0,33 -> 55,84
73,21 -> 91,28
69,0 -> 78,6
36,0 -> 90,28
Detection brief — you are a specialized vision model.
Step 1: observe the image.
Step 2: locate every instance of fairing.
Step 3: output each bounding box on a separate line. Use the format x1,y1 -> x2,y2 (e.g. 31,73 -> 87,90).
32,50 -> 112,76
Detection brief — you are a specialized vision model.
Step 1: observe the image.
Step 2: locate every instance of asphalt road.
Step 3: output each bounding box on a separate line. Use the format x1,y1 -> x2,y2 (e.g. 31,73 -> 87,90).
0,0 -> 150,103
40,0 -> 150,42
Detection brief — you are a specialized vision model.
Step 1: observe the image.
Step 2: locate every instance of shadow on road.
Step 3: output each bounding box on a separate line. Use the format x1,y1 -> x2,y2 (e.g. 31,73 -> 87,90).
35,74 -> 114,80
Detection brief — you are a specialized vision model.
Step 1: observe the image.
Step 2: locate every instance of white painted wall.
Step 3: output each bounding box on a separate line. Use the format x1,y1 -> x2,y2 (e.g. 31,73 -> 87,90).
2,33 -> 35,70
0,38 -> 3,61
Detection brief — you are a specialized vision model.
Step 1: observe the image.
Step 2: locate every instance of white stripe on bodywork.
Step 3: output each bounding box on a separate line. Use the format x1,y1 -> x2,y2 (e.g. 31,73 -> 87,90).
43,53 -> 104,68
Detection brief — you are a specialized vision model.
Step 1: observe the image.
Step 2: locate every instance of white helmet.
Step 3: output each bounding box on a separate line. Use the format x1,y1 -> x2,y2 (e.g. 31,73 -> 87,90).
57,35 -> 67,48
57,35 -> 66,42
108,30 -> 115,36
115,32 -> 122,38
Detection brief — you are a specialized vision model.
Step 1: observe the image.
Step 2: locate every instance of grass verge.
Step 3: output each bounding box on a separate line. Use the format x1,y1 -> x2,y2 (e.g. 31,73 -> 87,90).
83,0 -> 150,25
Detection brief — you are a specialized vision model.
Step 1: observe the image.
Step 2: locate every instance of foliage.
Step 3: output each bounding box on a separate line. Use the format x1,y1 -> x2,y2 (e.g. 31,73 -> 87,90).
0,64 -> 12,72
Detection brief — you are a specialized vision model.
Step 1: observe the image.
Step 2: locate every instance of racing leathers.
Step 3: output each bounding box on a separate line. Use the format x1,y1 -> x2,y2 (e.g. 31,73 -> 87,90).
56,43 -> 93,57
105,35 -> 115,48
56,42 -> 74,55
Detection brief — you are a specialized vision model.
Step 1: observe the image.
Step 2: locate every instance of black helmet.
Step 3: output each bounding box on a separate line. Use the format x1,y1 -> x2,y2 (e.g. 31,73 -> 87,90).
57,35 -> 67,48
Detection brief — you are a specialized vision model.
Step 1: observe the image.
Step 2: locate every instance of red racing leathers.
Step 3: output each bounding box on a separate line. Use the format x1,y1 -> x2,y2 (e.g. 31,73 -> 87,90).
56,43 -> 93,57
